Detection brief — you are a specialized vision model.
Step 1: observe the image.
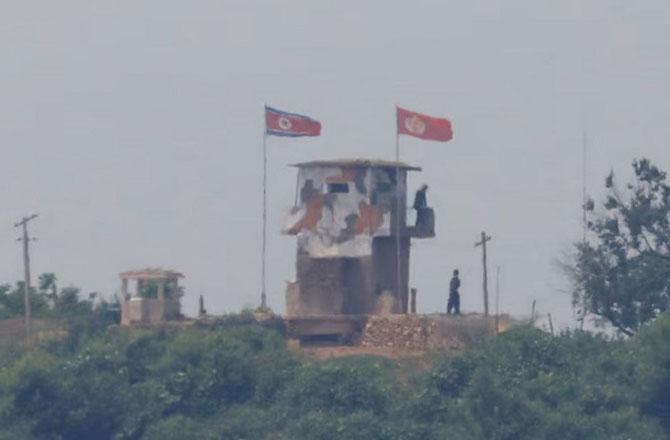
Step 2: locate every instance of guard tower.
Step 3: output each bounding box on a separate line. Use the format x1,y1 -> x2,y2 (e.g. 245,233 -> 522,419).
120,268 -> 184,325
284,159 -> 435,317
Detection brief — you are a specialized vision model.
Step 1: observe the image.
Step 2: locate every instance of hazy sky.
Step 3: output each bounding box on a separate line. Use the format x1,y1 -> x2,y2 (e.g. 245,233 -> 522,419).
2,1 -> 669,328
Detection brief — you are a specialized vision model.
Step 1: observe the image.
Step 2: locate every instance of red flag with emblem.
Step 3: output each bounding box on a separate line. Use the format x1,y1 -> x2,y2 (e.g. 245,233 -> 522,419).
397,107 -> 453,142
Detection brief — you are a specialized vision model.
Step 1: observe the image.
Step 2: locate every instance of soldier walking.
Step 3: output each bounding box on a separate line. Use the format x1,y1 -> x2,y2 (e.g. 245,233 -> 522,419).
447,269 -> 461,315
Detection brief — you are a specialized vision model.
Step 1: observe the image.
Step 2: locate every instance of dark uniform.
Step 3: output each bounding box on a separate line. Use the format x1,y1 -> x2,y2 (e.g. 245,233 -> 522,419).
413,187 -> 427,210
413,186 -> 428,226
447,272 -> 460,315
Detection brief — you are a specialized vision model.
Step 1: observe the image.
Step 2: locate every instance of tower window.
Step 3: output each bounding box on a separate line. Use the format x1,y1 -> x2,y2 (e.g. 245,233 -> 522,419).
327,183 -> 349,193
376,182 -> 393,193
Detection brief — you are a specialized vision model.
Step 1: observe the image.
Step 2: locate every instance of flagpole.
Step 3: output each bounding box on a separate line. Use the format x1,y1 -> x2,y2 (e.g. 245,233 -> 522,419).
580,127 -> 587,329
261,123 -> 268,310
395,111 -> 403,312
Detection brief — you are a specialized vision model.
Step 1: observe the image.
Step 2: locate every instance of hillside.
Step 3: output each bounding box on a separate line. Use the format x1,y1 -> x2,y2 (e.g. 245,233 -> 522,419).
0,313 -> 668,440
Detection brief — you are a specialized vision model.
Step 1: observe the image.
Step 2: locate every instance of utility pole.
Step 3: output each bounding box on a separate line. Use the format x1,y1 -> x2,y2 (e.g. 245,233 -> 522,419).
474,231 -> 492,316
14,214 -> 38,344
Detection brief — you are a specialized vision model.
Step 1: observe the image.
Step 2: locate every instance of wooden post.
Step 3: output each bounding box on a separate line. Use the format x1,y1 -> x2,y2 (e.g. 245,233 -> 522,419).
548,313 -> 554,335
474,231 -> 492,316
531,299 -> 537,324
410,288 -> 417,314
199,295 -> 207,316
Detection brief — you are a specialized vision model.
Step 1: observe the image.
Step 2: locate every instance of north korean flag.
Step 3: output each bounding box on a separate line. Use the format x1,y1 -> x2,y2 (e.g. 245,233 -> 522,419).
397,106 -> 453,142
265,106 -> 321,137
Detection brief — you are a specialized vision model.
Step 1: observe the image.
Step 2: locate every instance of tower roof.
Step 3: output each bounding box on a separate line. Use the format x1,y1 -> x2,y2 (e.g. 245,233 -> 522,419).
291,158 -> 421,171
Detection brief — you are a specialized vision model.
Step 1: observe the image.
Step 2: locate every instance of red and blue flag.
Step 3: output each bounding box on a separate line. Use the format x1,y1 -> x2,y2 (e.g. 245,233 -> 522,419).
265,106 -> 321,137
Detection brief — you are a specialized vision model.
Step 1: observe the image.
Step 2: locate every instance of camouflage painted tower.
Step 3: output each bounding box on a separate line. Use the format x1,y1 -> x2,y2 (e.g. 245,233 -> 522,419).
285,159 -> 435,317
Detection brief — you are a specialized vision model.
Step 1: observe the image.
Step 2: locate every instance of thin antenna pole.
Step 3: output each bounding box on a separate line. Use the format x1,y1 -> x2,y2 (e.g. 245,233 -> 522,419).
482,233 -> 488,316
495,265 -> 500,333
395,123 -> 403,312
580,128 -> 588,330
261,124 -> 268,310
294,171 -> 300,208
582,129 -> 587,243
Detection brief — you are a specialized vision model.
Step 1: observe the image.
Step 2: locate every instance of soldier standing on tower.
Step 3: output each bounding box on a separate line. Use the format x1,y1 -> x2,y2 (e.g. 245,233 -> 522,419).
413,184 -> 429,226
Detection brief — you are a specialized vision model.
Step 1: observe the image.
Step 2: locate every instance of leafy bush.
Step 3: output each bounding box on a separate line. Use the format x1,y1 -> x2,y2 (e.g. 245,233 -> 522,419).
1,316 -> 669,439
415,326 -> 665,440
639,313 -> 670,430
284,357 -> 394,416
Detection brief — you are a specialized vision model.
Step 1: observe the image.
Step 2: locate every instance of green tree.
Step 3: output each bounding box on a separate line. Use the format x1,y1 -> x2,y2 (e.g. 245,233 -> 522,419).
142,415 -> 214,440
415,327 -> 665,439
283,357 -> 393,416
569,158 -> 670,335
0,282 -> 48,319
2,315 -> 669,439
0,284 -> 13,319
0,274 -> 97,320
53,287 -> 93,317
38,273 -> 58,306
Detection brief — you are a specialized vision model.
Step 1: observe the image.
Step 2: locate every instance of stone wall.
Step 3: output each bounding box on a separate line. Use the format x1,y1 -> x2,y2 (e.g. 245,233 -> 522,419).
360,314 -> 502,350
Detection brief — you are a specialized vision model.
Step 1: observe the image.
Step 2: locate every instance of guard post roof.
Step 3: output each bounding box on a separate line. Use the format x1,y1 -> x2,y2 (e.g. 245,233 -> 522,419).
291,158 -> 421,171
119,268 -> 184,280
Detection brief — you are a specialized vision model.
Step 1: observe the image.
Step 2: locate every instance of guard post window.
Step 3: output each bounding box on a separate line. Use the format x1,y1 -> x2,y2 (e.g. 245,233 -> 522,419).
327,183 -> 349,194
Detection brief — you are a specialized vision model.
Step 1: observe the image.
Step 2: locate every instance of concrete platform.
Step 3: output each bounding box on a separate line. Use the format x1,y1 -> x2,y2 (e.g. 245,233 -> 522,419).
285,314 -> 369,341
285,313 -> 510,347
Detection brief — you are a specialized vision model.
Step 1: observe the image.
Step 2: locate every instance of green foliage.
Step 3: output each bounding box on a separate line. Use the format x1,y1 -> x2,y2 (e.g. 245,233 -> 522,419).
284,357 -> 393,416
37,273 -> 57,304
287,411 -> 387,440
638,313 -> 670,430
0,273 -> 118,330
414,326 -> 665,440
0,282 -> 49,319
0,318 -> 669,439
569,159 -> 670,335
142,415 -> 213,440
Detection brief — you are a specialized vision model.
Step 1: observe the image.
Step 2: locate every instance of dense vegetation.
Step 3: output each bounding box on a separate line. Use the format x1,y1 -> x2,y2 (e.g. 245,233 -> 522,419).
0,273 -> 118,327
0,313 -> 668,440
570,158 -> 670,335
